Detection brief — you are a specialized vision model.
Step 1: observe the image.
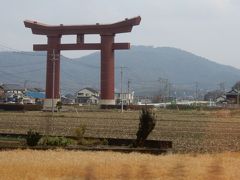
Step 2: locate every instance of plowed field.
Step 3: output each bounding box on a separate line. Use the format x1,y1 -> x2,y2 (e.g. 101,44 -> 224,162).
0,109 -> 240,153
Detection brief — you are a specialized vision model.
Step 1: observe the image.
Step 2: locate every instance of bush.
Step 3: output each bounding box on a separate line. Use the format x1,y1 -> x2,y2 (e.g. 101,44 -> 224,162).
75,125 -> 86,143
26,130 -> 41,146
38,136 -> 74,147
74,125 -> 108,146
167,104 -> 200,110
56,101 -> 62,111
133,107 -> 157,147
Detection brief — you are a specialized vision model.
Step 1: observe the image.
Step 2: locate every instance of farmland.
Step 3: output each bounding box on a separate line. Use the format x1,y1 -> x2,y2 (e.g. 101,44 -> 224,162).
0,108 -> 240,153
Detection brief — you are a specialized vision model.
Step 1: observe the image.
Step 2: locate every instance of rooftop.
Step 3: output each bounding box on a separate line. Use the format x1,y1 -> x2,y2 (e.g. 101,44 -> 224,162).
0,84 -> 25,91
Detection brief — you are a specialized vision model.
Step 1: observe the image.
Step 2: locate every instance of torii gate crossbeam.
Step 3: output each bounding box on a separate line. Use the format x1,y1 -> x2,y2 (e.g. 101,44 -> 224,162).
24,16 -> 141,109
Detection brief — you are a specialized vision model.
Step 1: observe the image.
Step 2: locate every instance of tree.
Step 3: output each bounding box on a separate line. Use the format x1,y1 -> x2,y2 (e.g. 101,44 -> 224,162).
133,107 -> 157,147
232,81 -> 240,90
204,90 -> 224,101
56,101 -> 62,111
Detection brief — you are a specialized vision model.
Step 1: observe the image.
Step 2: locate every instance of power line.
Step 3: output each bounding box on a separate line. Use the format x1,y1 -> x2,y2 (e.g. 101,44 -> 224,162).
0,61 -> 44,68
5,68 -> 44,74
63,57 -> 100,69
61,70 -> 98,86
0,42 -> 46,57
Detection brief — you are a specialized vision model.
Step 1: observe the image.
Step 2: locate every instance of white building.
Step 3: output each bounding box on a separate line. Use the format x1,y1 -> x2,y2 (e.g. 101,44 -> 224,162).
115,91 -> 134,105
75,87 -> 99,105
0,84 -> 25,103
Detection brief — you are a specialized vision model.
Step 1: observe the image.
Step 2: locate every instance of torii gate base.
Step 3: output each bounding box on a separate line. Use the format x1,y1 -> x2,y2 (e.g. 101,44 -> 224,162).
24,17 -> 141,109
44,99 -> 60,110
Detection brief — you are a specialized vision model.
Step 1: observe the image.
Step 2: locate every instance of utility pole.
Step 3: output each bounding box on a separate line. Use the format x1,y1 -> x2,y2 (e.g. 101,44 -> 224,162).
237,83 -> 240,105
219,82 -> 225,92
127,79 -> 131,105
195,81 -> 198,102
158,77 -> 162,101
45,49 -> 57,135
120,66 -> 127,112
158,77 -> 168,102
52,49 -> 57,115
24,80 -> 28,91
164,79 -> 168,103
120,66 -> 123,113
168,83 -> 172,99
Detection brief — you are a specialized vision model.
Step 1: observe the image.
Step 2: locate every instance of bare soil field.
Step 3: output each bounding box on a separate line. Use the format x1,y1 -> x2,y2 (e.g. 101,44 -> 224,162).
0,150 -> 239,179
0,108 -> 240,153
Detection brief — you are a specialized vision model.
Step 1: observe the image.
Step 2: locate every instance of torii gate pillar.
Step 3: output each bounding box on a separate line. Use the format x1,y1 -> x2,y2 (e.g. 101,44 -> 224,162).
44,35 -> 61,108
24,17 -> 141,109
100,34 -> 115,105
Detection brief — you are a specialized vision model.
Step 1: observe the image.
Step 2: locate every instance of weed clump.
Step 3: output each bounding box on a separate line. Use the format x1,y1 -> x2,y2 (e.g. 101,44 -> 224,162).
56,101 -> 62,111
75,125 -> 108,146
75,125 -> 86,143
38,136 -> 74,147
26,130 -> 41,146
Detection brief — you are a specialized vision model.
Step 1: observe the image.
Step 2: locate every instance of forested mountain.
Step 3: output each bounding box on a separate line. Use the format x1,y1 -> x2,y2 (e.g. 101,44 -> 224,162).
0,46 -> 239,96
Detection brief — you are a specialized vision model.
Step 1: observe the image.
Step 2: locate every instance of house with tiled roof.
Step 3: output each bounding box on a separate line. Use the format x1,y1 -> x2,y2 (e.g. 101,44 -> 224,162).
0,84 -> 25,103
226,89 -> 240,104
75,87 -> 99,105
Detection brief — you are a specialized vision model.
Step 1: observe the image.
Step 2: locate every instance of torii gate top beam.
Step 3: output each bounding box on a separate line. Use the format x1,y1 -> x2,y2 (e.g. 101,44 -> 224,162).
24,16 -> 141,35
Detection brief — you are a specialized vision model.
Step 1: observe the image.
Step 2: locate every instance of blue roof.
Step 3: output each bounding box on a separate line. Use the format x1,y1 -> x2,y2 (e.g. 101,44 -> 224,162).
25,91 -> 45,99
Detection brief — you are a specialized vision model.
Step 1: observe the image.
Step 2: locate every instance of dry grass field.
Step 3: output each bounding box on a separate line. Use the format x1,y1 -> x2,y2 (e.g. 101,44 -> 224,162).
0,108 -> 240,153
0,150 -> 239,179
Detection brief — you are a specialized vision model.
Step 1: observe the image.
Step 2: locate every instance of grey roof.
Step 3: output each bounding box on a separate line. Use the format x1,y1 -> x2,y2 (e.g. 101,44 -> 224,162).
27,87 -> 45,92
0,84 -> 25,91
79,87 -> 99,94
226,89 -> 240,95
64,93 -> 75,99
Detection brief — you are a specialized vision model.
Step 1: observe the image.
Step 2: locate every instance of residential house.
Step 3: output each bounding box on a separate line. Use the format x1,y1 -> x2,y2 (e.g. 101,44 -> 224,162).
0,84 -> 25,103
216,95 -> 227,104
75,87 -> 99,105
61,94 -> 75,105
0,87 -> 4,99
115,91 -> 134,105
226,89 -> 240,104
24,89 -> 45,104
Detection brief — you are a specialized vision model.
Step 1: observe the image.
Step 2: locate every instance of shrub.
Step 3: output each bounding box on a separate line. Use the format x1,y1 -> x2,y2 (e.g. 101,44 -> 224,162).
26,130 -> 41,146
74,125 -> 108,146
133,107 -> 157,147
75,125 -> 86,143
56,101 -> 62,111
38,136 -> 74,146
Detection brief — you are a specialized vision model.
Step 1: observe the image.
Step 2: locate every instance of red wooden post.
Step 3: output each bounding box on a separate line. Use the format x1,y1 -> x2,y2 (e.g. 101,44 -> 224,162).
100,34 -> 115,104
44,35 -> 61,108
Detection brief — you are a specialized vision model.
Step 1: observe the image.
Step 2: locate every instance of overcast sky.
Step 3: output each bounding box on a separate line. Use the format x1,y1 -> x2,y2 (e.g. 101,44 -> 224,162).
0,0 -> 240,68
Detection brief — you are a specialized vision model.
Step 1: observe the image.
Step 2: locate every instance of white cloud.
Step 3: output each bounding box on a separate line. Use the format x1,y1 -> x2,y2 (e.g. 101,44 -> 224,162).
211,0 -> 232,10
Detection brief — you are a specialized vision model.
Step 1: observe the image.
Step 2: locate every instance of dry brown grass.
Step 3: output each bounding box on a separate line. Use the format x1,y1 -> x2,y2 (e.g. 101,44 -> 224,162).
0,150 -> 239,180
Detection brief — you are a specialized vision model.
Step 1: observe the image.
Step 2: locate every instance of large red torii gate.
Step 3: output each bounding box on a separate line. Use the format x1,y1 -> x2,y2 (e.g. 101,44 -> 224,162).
24,16 -> 141,108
